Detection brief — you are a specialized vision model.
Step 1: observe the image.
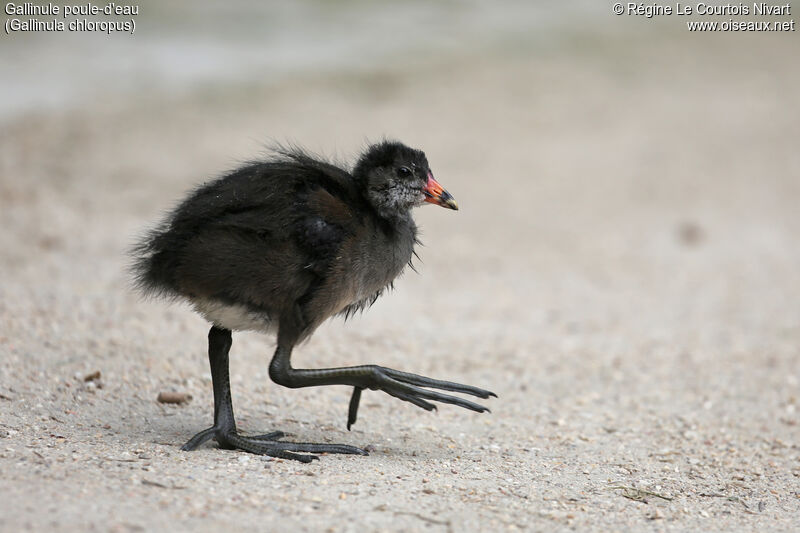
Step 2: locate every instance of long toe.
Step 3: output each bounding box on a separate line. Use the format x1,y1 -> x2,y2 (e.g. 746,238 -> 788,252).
181,427 -> 219,451
217,429 -> 367,461
384,387 -> 437,411
345,367 -> 495,427
381,374 -> 492,413
245,431 -> 287,441
242,439 -> 368,456
381,367 -> 497,398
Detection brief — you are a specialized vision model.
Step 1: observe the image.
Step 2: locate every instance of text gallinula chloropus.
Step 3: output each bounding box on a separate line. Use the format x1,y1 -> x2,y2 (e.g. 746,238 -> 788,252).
132,141 -> 495,462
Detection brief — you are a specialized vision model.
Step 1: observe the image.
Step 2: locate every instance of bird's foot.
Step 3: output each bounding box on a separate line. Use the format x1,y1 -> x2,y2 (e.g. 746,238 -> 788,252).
180,426 -> 367,463
347,366 -> 497,429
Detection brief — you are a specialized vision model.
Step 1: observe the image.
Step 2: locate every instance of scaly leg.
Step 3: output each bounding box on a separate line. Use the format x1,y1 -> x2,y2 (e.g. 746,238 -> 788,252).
269,342 -> 496,430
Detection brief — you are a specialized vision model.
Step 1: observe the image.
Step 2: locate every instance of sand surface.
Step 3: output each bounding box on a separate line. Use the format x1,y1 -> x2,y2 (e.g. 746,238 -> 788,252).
1,30 -> 799,532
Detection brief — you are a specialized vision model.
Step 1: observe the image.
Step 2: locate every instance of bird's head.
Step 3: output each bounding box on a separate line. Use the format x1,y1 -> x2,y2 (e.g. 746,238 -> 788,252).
353,141 -> 458,219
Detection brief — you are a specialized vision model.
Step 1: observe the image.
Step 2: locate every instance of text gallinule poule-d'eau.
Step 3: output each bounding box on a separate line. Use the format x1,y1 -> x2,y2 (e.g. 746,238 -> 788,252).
132,141 -> 496,462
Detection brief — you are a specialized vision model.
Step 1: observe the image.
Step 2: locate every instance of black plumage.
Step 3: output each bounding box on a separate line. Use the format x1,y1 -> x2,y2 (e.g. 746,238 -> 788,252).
132,141 -> 495,462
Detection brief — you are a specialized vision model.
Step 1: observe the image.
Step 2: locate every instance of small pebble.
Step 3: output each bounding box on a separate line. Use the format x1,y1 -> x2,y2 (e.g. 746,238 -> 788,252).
157,392 -> 192,404
83,371 -> 101,382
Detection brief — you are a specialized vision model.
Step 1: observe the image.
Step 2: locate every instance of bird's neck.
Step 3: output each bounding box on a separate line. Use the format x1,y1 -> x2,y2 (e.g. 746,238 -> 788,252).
369,204 -> 414,232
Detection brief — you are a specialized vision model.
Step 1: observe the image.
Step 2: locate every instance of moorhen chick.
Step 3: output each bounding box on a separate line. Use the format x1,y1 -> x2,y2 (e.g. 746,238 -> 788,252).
132,141 -> 495,462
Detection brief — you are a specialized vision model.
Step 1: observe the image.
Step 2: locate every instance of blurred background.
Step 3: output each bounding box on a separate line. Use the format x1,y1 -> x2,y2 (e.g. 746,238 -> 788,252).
3,1 -> 605,117
1,2 -> 798,530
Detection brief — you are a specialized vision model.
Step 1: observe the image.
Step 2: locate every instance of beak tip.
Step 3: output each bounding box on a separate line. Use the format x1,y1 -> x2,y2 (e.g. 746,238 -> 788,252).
440,190 -> 458,211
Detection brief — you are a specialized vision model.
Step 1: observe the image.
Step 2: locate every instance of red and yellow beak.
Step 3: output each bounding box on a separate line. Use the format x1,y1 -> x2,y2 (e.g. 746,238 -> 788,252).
423,173 -> 458,210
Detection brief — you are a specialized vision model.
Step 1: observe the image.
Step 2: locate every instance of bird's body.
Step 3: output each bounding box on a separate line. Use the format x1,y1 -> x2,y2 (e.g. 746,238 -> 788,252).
132,142 -> 494,462
136,151 -> 415,338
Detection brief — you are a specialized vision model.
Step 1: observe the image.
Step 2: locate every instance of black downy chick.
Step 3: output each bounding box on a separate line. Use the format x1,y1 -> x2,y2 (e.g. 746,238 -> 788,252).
131,141 -> 496,462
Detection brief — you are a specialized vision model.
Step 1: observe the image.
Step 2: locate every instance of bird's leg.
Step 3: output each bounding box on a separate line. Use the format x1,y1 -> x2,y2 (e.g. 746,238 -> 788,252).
180,326 -> 367,462
269,340 -> 497,430
179,326 -> 235,451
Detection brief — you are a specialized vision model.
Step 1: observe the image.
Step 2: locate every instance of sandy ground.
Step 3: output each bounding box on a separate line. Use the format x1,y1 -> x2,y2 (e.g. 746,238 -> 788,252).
1,31 -> 799,532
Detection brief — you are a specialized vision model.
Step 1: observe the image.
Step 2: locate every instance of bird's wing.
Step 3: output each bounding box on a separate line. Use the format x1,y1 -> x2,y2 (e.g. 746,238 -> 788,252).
295,184 -> 363,275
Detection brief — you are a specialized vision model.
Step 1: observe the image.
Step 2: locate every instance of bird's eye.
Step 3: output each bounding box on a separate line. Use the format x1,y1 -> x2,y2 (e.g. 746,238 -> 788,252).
397,166 -> 412,177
